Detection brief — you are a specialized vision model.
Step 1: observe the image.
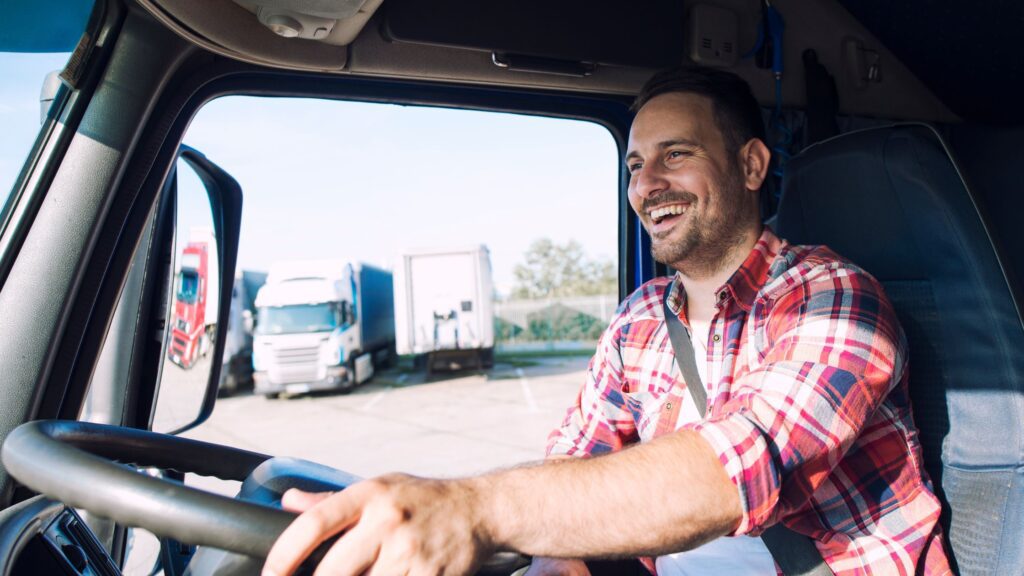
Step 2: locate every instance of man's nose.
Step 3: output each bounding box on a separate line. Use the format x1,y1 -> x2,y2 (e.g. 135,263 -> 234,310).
631,162 -> 669,199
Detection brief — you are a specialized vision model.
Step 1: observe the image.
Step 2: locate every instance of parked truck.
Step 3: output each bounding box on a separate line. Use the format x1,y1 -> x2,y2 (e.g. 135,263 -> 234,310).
394,245 -> 495,371
167,228 -> 219,369
218,269 -> 267,396
252,261 -> 395,397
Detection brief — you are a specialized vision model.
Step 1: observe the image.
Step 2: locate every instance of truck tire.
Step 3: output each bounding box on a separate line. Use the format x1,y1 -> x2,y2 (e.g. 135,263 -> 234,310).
218,370 -> 237,398
480,347 -> 495,369
342,354 -> 359,393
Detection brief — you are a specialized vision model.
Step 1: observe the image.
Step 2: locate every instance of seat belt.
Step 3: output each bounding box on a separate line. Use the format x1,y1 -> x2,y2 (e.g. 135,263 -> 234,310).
662,285 -> 834,576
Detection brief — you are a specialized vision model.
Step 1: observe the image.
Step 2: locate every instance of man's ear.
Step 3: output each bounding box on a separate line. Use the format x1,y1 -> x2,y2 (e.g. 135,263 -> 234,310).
740,138 -> 771,192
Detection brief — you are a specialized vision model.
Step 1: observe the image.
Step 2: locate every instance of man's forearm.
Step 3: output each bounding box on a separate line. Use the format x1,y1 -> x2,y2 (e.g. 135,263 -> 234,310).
467,429 -> 742,559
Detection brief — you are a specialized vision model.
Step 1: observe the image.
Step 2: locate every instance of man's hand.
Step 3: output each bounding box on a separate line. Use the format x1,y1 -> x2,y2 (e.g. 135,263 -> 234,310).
523,558 -> 591,576
263,473 -> 493,576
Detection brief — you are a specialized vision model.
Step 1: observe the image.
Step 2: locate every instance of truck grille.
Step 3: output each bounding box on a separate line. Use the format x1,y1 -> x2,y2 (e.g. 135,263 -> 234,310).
274,345 -> 319,364
171,337 -> 187,353
270,345 -> 320,384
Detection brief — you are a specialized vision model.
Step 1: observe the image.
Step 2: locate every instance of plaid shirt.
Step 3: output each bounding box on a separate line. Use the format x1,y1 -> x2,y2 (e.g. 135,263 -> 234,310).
548,228 -> 951,575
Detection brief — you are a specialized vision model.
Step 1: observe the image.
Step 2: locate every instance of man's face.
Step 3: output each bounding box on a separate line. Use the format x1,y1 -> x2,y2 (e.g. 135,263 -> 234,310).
625,92 -> 757,275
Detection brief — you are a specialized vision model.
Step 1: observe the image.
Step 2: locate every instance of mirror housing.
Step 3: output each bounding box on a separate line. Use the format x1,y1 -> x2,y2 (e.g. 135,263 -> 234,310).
151,146 -> 243,435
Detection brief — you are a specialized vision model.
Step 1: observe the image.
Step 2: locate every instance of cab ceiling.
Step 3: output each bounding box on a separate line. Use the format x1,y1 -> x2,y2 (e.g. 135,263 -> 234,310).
137,0 -> 957,124
838,0 -> 1023,125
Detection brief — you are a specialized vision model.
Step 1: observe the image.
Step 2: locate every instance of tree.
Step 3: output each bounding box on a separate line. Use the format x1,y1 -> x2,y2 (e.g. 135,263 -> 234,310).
511,238 -> 616,299
527,303 -> 605,341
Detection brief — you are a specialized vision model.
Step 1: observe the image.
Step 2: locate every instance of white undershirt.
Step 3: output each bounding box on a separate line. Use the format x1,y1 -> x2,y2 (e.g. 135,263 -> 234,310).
654,328 -> 777,575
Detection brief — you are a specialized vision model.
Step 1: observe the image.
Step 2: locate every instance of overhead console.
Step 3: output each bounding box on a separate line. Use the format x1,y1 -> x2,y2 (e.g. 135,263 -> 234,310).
382,0 -> 686,76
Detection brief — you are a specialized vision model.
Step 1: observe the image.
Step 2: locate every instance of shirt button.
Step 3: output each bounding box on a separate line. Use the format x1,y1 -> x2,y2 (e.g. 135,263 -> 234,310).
718,291 -> 727,301
713,334 -> 721,342
665,402 -> 673,411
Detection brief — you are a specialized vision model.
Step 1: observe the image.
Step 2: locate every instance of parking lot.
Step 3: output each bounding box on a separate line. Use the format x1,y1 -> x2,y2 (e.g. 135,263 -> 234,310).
125,353 -> 588,573
182,354 -> 588,484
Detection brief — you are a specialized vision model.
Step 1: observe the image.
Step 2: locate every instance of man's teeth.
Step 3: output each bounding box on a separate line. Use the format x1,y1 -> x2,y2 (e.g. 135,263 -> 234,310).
650,204 -> 687,221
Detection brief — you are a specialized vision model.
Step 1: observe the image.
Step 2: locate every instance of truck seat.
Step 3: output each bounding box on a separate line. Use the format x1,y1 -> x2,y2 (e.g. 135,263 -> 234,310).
775,124 -> 1024,575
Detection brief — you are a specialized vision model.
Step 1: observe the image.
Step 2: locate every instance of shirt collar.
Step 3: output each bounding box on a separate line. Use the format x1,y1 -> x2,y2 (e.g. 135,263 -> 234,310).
718,227 -> 783,312
666,227 -> 784,318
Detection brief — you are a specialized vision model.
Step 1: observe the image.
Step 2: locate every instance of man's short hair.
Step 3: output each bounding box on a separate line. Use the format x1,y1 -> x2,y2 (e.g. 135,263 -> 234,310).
633,66 -> 766,155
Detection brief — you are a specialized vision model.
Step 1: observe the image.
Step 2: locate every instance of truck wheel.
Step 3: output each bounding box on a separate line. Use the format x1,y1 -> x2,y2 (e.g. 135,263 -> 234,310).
481,347 -> 495,369
218,370 -> 237,398
342,355 -> 359,393
263,392 -> 280,400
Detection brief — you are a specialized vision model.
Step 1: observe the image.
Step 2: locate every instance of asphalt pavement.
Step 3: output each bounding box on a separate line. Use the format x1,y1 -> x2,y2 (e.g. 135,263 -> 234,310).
124,353 -> 589,574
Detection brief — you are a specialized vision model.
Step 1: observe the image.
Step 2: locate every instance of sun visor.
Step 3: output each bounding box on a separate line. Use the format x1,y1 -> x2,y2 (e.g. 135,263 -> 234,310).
1,0 -> 95,52
382,0 -> 685,71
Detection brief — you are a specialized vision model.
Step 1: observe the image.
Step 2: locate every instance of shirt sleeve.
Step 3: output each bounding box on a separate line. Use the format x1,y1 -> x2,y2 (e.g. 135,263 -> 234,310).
546,301 -> 640,458
686,264 -> 907,535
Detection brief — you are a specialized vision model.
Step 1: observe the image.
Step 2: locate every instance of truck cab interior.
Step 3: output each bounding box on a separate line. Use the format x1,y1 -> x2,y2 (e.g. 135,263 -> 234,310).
0,0 -> 1021,575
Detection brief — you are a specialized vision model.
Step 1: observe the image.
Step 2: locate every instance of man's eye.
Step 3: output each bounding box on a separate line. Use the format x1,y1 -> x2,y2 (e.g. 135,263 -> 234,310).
667,150 -> 690,160
627,162 -> 643,174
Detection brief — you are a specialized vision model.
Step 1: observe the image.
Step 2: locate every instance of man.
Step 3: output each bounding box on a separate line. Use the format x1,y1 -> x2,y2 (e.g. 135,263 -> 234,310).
263,66 -> 951,576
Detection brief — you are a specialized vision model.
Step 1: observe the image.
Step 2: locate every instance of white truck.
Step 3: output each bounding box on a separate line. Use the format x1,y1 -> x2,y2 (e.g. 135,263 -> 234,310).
393,245 -> 495,371
252,261 -> 395,397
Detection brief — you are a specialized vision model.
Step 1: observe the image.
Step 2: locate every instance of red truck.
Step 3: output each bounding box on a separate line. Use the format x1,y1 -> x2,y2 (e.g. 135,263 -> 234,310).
167,229 -> 219,369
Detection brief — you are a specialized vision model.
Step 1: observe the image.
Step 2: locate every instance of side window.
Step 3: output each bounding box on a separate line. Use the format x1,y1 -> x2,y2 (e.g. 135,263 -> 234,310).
82,156 -> 221,435
0,53 -> 70,234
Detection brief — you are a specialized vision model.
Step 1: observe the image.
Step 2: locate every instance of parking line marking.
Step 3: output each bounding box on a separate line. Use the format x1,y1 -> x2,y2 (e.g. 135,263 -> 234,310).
516,368 -> 539,413
361,390 -> 389,411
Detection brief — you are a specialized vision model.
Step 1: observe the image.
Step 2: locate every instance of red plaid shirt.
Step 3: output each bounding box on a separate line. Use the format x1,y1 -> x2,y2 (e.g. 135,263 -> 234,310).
548,228 -> 951,575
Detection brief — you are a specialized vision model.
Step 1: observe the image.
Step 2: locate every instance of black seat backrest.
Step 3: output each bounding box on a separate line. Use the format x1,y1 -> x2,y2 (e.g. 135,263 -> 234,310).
775,124 -> 1024,576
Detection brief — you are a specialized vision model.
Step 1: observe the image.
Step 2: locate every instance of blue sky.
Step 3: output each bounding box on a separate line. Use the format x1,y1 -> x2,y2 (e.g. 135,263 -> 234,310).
3,53 -> 621,295
0,52 -> 70,196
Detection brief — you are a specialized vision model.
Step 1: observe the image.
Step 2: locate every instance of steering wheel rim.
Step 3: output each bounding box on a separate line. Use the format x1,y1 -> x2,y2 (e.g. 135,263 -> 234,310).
1,420 -> 293,559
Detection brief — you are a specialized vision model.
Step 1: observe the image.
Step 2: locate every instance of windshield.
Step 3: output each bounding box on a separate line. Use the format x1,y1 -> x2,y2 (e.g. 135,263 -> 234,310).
177,270 -> 199,304
257,303 -> 339,335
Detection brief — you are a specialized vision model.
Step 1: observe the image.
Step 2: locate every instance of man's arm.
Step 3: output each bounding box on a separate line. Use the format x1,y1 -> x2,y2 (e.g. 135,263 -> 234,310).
263,429 -> 741,576
479,429 -> 741,557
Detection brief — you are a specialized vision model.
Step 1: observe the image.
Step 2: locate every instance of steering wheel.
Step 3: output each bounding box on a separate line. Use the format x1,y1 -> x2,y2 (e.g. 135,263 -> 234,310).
1,420 -> 528,573
2,420 -> 294,558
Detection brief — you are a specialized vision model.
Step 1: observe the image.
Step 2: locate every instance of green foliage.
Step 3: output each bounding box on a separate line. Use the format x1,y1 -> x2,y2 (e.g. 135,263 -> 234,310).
494,316 -> 524,341
511,238 -> 616,299
527,303 -> 604,341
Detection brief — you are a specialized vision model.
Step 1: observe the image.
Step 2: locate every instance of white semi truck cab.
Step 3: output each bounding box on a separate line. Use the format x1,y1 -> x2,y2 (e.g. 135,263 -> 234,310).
252,261 -> 394,397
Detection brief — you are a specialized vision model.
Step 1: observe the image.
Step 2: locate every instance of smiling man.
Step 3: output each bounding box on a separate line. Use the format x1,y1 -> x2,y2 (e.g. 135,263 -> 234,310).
263,66 -> 951,576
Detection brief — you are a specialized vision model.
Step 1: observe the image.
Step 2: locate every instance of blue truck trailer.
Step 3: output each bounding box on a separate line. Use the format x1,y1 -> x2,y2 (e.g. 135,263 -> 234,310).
218,269 -> 268,395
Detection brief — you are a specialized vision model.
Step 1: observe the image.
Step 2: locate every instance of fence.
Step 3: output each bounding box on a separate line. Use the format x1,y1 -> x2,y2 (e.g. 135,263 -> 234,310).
494,294 -> 618,351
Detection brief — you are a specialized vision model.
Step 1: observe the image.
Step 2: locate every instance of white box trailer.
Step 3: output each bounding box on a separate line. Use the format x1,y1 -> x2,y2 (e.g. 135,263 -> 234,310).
394,245 -> 495,369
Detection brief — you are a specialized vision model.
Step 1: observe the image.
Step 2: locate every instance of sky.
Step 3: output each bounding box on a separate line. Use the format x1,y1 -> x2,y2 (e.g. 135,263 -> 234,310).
2,53 -> 622,296
0,52 -> 70,197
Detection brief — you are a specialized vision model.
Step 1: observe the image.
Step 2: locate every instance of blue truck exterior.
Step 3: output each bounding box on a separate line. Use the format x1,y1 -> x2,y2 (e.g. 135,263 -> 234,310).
353,263 -> 395,353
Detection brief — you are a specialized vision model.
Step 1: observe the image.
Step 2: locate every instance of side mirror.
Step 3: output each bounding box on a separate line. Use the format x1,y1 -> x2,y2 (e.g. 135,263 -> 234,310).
39,70 -> 63,124
151,145 -> 242,434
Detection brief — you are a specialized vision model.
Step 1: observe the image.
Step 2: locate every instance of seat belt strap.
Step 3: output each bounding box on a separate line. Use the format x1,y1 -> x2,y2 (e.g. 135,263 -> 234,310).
662,284 -> 834,576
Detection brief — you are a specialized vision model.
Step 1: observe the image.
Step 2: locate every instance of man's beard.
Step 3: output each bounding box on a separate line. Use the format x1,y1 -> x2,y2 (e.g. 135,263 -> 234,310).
647,168 -> 753,278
